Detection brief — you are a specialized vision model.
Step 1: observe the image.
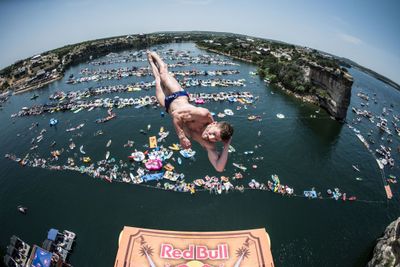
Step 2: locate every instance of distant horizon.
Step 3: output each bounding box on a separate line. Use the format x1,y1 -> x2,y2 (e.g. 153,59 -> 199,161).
0,0 -> 398,85
2,30 -> 398,88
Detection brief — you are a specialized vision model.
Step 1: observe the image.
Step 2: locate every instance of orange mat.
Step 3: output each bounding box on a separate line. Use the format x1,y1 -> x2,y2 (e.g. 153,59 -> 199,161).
114,227 -> 274,267
385,185 -> 393,199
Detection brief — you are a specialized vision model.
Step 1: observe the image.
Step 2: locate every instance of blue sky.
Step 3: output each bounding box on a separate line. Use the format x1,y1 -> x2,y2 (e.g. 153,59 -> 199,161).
0,0 -> 399,84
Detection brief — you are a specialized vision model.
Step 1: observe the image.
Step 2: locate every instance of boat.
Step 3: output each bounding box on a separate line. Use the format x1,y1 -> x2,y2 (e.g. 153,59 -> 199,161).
164,163 -> 175,171
73,107 -> 83,113
128,151 -> 145,162
69,142 -> 75,150
217,112 -> 226,118
303,190 -> 317,198
247,115 -> 259,121
83,157 -> 91,163
276,113 -> 285,119
224,109 -> 234,116
30,94 -> 39,100
356,133 -> 369,149
228,145 -> 236,153
157,131 -> 169,142
177,157 -> 182,165
105,151 -> 110,160
79,145 -> 86,154
17,205 -> 27,214
49,118 -> 58,126
179,149 -> 196,158
352,165 -> 360,172
106,139 -> 112,147
233,163 -> 247,171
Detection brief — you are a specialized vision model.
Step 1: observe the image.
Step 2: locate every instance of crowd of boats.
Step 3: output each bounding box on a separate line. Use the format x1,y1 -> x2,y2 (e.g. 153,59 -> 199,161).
5,119 -> 359,202
88,50 -> 240,67
13,91 -> 255,117
350,90 -> 399,170
67,66 -> 241,84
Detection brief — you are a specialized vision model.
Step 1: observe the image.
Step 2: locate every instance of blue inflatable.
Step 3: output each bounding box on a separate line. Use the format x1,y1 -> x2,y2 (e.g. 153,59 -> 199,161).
142,172 -> 164,182
303,190 -> 317,199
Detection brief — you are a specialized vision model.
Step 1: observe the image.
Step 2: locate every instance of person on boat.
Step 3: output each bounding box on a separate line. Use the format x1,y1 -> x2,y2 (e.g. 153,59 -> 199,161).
147,51 -> 233,172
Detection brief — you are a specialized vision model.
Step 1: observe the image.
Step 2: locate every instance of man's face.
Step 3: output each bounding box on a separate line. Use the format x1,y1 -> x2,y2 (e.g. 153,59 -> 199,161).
202,122 -> 222,143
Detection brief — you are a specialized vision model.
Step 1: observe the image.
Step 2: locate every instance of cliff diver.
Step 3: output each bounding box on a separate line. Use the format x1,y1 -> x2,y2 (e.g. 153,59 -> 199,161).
147,51 -> 233,172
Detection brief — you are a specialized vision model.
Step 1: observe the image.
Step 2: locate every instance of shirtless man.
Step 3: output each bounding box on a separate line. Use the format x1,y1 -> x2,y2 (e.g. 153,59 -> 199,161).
147,51 -> 233,172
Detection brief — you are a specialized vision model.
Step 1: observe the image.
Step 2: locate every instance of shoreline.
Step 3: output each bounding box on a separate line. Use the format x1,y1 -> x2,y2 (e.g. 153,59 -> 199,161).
197,44 -> 321,108
13,75 -> 63,95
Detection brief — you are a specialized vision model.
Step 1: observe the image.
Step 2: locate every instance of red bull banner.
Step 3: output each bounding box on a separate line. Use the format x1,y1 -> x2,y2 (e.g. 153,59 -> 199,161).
114,227 -> 274,267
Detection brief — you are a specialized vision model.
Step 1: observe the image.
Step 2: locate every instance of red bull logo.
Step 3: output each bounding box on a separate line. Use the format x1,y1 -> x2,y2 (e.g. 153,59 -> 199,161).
160,243 -> 229,261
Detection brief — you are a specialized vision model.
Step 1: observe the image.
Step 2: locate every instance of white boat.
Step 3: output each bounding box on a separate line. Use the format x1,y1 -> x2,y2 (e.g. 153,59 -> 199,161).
105,151 -> 110,160
376,159 -> 384,170
224,109 -> 234,116
179,149 -> 196,158
276,113 -> 285,119
73,107 -> 83,113
233,163 -> 247,171
352,165 -> 360,172
106,139 -> 112,147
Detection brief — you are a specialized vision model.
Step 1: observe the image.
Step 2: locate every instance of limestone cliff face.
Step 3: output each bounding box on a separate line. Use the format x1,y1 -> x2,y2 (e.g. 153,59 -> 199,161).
308,64 -> 353,120
368,217 -> 400,267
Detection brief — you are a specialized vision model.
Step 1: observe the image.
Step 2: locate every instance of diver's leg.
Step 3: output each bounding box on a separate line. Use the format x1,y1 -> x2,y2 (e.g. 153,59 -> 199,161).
149,51 -> 183,94
147,51 -> 165,107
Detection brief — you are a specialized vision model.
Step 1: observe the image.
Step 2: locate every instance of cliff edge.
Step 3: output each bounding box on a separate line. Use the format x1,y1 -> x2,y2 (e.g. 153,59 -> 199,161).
368,217 -> 400,267
308,63 -> 353,120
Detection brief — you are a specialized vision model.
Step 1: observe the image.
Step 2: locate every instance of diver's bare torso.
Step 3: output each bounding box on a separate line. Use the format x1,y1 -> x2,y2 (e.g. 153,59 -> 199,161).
169,100 -> 214,149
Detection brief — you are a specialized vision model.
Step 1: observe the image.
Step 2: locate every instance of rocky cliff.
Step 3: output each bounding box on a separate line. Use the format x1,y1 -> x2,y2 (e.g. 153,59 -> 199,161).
368,217 -> 400,267
308,63 -> 353,120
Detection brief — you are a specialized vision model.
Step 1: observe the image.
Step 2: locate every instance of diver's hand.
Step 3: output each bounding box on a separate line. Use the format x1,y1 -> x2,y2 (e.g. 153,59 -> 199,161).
180,137 -> 191,149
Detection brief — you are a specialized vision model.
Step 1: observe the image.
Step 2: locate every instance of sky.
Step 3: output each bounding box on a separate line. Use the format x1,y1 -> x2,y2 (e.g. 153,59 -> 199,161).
0,0 -> 399,84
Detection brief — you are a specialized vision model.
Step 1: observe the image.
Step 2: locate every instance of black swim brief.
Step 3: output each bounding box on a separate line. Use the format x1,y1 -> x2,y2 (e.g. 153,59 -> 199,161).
165,91 -> 189,113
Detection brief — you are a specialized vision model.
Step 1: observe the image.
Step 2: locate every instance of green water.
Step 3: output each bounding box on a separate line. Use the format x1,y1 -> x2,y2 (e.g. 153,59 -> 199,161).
0,43 -> 399,266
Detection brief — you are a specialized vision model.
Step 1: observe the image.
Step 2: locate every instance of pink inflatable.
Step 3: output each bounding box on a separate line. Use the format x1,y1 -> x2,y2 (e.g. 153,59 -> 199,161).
195,98 -> 205,104
145,159 -> 163,171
